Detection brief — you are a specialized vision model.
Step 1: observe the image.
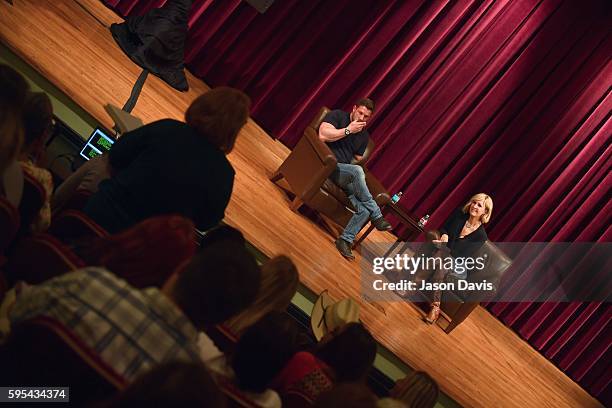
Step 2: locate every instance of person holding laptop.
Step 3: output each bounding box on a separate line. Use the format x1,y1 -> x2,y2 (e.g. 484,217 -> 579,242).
79,87 -> 250,233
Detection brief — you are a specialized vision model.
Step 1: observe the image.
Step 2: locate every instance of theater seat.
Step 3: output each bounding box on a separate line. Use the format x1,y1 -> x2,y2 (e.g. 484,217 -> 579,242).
0,196 -> 19,263
0,316 -> 127,405
4,233 -> 85,285
48,209 -> 109,242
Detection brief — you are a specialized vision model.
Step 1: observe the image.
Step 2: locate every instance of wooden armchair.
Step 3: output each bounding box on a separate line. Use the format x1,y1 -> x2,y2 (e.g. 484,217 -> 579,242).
270,107 -> 390,236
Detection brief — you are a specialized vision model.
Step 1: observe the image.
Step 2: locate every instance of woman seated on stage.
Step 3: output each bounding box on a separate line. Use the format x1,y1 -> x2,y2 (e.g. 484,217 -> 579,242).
424,193 -> 493,324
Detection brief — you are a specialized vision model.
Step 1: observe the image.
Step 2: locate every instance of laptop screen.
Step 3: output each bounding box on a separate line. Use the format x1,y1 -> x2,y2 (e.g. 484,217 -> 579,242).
80,128 -> 115,160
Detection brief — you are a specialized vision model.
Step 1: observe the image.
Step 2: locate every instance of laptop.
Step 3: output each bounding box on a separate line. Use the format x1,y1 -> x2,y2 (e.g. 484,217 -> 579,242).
79,127 -> 116,160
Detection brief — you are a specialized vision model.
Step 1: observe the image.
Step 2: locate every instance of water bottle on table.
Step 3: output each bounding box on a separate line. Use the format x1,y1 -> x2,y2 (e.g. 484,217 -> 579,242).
391,191 -> 402,204
418,214 -> 429,228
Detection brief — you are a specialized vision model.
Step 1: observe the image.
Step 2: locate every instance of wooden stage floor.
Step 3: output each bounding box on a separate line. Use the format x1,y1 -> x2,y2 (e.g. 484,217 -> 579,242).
0,1 -> 601,407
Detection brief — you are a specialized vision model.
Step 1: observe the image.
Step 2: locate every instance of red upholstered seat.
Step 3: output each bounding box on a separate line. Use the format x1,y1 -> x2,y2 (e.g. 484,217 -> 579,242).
4,233 -> 85,285
0,316 -> 127,405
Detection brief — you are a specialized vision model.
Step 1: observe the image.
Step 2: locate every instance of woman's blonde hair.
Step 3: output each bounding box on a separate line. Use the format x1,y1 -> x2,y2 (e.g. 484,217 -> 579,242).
462,193 -> 493,224
223,255 -> 299,336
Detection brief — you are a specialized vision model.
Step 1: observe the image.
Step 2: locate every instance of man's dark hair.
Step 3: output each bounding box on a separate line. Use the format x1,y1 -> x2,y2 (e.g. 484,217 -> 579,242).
173,238 -> 261,328
355,98 -> 375,112
22,92 -> 53,148
315,322 -> 377,382
232,311 -> 300,393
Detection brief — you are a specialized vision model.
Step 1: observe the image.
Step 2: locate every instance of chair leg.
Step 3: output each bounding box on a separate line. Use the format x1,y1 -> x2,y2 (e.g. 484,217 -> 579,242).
269,170 -> 284,183
290,197 -> 303,212
320,215 -> 342,238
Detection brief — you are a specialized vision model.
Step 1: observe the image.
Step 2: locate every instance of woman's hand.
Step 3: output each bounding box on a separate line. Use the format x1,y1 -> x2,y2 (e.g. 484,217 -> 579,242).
432,234 -> 448,248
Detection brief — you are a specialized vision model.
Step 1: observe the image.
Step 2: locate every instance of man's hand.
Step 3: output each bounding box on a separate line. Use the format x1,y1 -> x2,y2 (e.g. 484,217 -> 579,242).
347,120 -> 366,134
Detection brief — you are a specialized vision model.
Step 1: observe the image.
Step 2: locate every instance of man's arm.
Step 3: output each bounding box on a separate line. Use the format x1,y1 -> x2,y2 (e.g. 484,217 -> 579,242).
318,122 -> 348,142
318,120 -> 367,142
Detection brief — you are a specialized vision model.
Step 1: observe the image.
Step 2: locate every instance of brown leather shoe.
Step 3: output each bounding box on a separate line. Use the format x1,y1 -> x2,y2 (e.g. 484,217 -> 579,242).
335,238 -> 355,260
424,303 -> 440,324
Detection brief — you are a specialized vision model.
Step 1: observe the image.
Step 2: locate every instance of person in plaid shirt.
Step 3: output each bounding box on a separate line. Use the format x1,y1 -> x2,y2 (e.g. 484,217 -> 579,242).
5,236 -> 261,382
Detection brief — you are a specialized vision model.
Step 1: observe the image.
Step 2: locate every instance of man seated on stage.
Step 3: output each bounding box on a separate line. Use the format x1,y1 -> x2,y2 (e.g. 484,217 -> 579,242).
318,98 -> 392,259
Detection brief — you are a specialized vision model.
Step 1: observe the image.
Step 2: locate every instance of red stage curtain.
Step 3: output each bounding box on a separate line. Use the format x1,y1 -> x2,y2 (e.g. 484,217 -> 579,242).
102,0 -> 611,402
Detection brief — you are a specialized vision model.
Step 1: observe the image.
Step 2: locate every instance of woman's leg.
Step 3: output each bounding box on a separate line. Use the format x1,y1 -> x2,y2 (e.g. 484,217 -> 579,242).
424,249 -> 451,324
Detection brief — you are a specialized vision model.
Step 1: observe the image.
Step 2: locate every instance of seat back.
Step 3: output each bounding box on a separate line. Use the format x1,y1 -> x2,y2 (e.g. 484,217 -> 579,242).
18,171 -> 45,234
0,196 -> 19,257
468,241 -> 512,294
440,241 -> 513,332
277,127 -> 337,202
4,233 -> 85,285
0,316 -> 126,405
308,106 -> 331,131
49,209 -> 109,242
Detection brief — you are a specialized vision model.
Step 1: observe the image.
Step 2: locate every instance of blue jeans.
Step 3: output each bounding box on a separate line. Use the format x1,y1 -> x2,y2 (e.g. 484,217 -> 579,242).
330,163 -> 383,243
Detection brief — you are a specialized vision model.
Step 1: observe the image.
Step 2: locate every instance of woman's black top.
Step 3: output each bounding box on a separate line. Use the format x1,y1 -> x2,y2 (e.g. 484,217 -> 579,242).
439,207 -> 488,258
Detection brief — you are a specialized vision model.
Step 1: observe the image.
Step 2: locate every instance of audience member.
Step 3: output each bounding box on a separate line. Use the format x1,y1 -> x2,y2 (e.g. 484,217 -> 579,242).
4,237 -> 261,381
200,311 -> 301,408
271,350 -> 334,405
101,361 -> 225,408
232,312 -> 300,395
0,64 -> 29,206
19,92 -> 54,231
390,371 -> 439,408
77,87 -> 250,233
73,215 -> 197,288
425,193 -> 492,324
222,255 -> 299,337
315,383 -> 378,408
315,322 -> 377,383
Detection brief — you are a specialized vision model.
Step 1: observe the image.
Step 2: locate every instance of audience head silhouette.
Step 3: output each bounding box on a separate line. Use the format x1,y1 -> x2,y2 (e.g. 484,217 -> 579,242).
21,92 -> 53,155
224,254 -> 299,336
232,311 -> 301,393
185,86 -> 251,154
0,64 -> 29,173
168,228 -> 261,328
316,322 -> 377,383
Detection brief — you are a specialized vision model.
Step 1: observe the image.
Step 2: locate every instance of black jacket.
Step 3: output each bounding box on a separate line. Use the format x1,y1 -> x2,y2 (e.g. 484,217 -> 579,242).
85,119 -> 234,233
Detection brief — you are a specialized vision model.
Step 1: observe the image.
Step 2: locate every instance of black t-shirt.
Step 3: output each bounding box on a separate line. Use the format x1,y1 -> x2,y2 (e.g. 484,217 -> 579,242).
439,207 -> 488,258
321,109 -> 369,164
